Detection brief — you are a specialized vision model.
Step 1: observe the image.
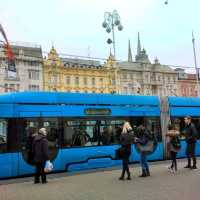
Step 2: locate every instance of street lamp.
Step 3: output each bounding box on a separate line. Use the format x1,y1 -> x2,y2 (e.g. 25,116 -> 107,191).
102,10 -> 123,58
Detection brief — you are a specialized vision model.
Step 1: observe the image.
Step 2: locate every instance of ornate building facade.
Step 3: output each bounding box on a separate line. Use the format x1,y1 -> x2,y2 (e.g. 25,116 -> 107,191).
117,33 -> 178,97
0,42 -> 43,92
43,47 -> 120,94
176,68 -> 198,97
43,33 -> 179,97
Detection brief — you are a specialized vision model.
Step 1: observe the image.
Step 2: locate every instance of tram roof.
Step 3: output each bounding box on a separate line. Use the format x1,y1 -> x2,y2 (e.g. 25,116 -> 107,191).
169,97 -> 200,107
0,92 -> 159,106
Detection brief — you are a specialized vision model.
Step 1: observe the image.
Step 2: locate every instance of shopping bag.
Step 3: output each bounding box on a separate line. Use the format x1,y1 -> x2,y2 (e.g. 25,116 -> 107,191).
44,160 -> 53,173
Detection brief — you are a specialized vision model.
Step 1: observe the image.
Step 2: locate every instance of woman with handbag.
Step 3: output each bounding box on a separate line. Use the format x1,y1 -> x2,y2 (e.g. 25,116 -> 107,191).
166,124 -> 181,173
119,122 -> 134,181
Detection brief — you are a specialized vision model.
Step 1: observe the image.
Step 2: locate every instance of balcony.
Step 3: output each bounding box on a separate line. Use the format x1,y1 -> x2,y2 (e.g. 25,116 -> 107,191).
4,76 -> 20,81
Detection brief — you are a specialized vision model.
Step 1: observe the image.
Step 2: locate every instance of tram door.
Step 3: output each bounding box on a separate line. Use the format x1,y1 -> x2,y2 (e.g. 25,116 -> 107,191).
19,117 -> 60,175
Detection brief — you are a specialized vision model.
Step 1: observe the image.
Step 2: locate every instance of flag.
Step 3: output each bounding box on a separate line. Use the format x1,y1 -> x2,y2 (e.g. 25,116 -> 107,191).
0,24 -> 16,78
4,44 -> 16,78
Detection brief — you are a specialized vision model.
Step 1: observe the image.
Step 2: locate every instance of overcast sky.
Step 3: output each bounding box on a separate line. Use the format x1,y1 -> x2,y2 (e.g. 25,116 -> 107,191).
1,0 -> 200,68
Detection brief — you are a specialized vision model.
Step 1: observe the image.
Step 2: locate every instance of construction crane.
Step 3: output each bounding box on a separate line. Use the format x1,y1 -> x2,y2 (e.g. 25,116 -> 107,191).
0,24 -> 16,78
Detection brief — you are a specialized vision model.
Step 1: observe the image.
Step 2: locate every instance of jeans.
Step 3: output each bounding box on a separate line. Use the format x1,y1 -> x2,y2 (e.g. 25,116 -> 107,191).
140,152 -> 149,172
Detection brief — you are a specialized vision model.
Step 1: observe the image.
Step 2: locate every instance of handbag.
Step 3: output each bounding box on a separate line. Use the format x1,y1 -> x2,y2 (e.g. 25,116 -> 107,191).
115,147 -> 125,160
137,140 -> 154,152
44,160 -> 53,173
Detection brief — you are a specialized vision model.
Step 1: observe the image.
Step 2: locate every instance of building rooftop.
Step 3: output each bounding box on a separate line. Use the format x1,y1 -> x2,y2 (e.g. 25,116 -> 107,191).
61,57 -> 101,67
0,41 -> 42,59
117,61 -> 176,73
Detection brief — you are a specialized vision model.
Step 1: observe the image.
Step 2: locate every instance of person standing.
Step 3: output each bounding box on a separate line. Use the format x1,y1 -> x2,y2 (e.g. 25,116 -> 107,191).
135,124 -> 153,177
119,122 -> 134,180
166,124 -> 181,173
32,128 -> 49,184
183,116 -> 198,169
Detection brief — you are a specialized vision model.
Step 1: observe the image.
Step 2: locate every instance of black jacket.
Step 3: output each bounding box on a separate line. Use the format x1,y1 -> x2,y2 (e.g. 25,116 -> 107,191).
120,130 -> 134,146
184,123 -> 198,144
32,134 -> 49,163
136,128 -> 152,145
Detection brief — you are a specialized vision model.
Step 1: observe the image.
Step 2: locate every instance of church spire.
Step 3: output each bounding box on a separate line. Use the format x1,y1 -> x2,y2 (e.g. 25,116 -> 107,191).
128,40 -> 133,62
135,33 -> 151,64
137,32 -> 141,55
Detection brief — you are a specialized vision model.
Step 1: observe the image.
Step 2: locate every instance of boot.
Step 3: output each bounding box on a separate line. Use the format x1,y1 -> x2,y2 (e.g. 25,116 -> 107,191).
146,168 -> 150,177
139,169 -> 147,177
119,170 -> 125,180
34,178 -> 40,184
191,157 -> 197,169
127,171 -> 131,180
184,158 -> 191,168
119,176 -> 124,180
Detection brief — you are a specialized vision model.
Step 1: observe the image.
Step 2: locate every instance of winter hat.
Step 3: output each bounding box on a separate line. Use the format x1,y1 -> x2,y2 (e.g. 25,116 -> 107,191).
39,128 -> 47,136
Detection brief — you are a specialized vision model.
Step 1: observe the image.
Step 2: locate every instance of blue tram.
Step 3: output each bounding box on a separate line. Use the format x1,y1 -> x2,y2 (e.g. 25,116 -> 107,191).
0,92 -> 199,179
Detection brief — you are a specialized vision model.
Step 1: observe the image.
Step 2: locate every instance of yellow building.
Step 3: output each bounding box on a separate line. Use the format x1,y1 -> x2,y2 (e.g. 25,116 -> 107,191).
43,47 -> 120,94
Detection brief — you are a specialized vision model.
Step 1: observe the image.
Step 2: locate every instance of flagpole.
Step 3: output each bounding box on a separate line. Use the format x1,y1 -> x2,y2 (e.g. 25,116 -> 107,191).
192,31 -> 200,97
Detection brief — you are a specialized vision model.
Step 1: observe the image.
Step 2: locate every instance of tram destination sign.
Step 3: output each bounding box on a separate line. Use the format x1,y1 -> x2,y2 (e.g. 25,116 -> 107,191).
84,108 -> 111,116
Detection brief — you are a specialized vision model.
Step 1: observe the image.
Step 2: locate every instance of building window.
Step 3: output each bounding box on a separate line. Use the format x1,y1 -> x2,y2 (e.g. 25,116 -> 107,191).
99,78 -> 103,85
29,85 -> 40,91
66,76 -> 70,84
124,87 -> 128,94
123,74 -> 127,79
84,77 -> 87,85
28,70 -> 39,80
132,87 -> 135,94
112,79 -> 116,85
16,84 -> 20,92
4,84 -> 8,92
4,84 -> 16,92
75,77 -> 79,85
92,78 -> 95,86
30,61 -> 39,66
174,77 -> 176,82
130,74 -> 134,79
51,75 -> 58,84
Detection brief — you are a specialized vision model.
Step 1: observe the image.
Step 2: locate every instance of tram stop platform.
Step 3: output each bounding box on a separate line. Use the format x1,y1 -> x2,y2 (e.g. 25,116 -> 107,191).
0,159 -> 200,200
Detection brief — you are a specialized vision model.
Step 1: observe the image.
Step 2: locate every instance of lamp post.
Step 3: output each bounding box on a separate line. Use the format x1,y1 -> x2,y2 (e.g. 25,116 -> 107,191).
102,10 -> 123,58
192,31 -> 200,97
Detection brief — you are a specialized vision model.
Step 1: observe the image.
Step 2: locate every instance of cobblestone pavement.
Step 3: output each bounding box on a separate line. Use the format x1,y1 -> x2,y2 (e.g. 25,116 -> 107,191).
0,160 -> 200,200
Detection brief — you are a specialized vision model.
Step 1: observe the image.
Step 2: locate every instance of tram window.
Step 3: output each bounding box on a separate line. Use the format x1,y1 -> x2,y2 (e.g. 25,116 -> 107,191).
100,120 -> 124,145
0,119 -> 7,152
42,118 -> 60,149
144,118 -> 162,142
171,117 -> 200,139
21,119 -> 39,164
21,118 -> 59,164
130,117 -> 162,142
62,120 -> 98,147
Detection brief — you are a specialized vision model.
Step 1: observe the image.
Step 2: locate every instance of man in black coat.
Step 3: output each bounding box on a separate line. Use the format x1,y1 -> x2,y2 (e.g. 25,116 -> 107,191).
184,116 -> 198,169
32,128 -> 49,183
